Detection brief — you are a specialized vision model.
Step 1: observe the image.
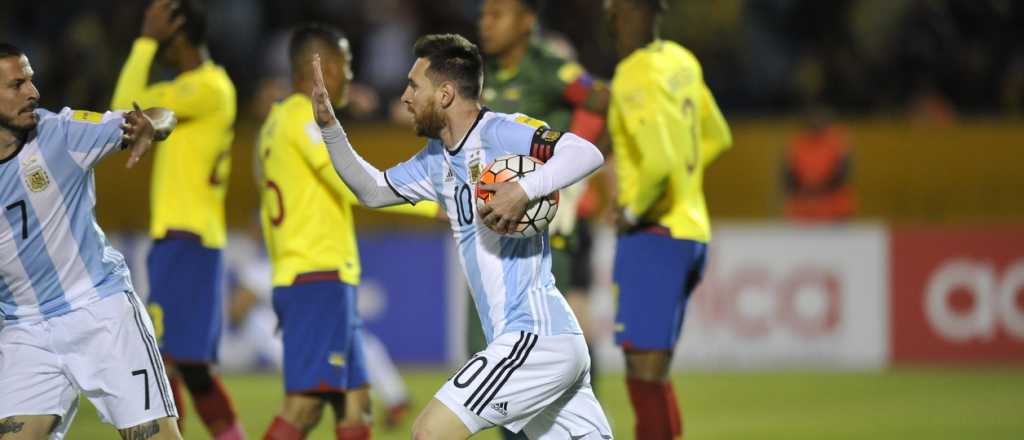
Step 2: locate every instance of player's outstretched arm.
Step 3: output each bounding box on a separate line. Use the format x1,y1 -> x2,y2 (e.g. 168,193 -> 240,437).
122,102 -> 177,168
311,54 -> 407,208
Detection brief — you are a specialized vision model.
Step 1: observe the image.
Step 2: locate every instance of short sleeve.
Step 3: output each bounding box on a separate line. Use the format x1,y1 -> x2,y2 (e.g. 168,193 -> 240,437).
292,119 -> 333,172
58,108 -> 126,170
384,145 -> 436,204
287,116 -> 359,205
482,115 -> 565,162
698,82 -> 732,166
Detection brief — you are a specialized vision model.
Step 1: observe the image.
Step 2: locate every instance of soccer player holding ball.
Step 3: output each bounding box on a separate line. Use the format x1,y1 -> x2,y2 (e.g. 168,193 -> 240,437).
605,0 -> 733,439
313,34 -> 613,439
476,8 -> 611,429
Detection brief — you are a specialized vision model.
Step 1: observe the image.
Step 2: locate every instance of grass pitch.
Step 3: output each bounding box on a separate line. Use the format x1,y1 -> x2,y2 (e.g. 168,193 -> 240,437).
67,368 -> 1024,439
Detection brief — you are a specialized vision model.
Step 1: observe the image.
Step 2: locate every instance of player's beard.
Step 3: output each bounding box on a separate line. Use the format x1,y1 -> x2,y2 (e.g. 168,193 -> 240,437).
413,97 -> 447,139
0,106 -> 37,134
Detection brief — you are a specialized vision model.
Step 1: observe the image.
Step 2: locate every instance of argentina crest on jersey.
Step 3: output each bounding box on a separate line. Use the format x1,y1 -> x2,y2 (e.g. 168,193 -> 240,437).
21,155 -> 50,192
468,148 -> 484,184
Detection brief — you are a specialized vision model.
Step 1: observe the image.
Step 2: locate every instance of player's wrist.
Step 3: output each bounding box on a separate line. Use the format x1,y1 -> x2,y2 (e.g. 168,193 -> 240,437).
320,122 -> 346,144
516,177 -> 540,202
134,37 -> 160,51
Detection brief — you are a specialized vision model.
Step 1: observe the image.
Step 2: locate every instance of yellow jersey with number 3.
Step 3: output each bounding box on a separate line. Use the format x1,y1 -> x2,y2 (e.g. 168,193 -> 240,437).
111,37 -> 237,248
258,94 -> 439,287
608,40 -> 731,242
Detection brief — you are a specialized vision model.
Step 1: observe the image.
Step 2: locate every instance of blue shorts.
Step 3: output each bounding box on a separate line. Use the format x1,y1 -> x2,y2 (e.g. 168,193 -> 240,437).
272,278 -> 368,394
146,236 -> 224,363
613,230 -> 707,351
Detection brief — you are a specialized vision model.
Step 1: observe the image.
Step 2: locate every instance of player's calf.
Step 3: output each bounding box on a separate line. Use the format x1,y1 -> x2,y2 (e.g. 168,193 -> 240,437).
330,389 -> 372,439
116,417 -> 182,440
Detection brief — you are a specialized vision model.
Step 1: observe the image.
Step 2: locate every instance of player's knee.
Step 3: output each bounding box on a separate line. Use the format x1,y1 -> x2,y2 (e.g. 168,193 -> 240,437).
625,351 -> 672,381
411,423 -> 442,440
178,364 -> 214,394
118,418 -> 182,440
411,412 -> 469,440
282,396 -> 327,431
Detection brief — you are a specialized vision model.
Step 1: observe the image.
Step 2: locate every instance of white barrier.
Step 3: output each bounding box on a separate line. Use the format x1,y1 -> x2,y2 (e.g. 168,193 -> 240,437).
589,223 -> 890,370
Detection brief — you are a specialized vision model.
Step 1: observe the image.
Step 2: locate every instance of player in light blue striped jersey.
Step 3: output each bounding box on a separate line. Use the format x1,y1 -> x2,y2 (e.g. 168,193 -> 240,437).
313,34 -> 613,439
0,43 -> 182,439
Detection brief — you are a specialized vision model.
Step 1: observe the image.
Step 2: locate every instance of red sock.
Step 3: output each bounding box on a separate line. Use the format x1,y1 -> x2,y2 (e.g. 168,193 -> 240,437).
168,375 -> 187,434
263,416 -> 303,440
627,378 -> 683,440
192,375 -> 240,436
335,423 -> 371,440
215,422 -> 247,440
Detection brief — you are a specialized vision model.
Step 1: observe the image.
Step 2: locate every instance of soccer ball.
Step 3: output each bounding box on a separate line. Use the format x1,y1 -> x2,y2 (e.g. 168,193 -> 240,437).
476,154 -> 559,238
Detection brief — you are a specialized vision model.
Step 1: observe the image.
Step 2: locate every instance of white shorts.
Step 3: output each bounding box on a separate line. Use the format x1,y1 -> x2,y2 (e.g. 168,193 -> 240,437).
0,292 -> 177,433
436,331 -> 612,439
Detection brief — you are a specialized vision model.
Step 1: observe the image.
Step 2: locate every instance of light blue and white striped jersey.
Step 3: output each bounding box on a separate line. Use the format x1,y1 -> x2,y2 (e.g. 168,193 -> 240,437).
385,109 -> 581,342
1,107 -> 133,324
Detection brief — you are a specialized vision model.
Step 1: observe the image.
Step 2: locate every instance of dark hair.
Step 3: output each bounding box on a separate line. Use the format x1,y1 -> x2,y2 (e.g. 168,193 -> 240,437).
519,0 -> 541,12
413,34 -> 483,100
0,43 -> 24,59
289,23 -> 347,70
638,0 -> 668,12
173,0 -> 208,46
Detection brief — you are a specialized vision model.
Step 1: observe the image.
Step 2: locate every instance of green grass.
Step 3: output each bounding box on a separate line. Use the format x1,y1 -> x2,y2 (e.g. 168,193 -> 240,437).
67,368 -> 1024,439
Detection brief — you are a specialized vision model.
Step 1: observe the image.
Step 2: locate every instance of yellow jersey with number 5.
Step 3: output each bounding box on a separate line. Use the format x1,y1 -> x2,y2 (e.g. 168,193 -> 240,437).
111,38 -> 236,248
258,94 -> 438,287
608,40 -> 731,242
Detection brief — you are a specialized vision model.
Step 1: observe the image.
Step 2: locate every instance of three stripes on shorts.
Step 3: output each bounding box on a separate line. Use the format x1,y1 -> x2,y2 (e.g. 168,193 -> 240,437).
463,331 -> 538,415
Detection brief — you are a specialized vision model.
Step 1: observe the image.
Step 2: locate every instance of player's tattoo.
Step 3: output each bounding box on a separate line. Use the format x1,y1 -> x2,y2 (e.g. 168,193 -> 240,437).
119,420 -> 160,440
0,417 -> 25,435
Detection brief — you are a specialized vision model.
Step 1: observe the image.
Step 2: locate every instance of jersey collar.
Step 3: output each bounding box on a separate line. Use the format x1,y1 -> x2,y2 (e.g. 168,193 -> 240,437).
446,107 -> 490,157
0,131 -> 34,165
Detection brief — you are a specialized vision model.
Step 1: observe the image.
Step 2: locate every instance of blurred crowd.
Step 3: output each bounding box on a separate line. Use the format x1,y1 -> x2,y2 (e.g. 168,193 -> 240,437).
3,0 -> 1023,120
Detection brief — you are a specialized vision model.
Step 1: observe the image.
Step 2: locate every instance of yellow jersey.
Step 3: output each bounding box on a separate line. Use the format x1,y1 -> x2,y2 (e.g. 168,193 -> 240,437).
258,94 -> 438,287
111,38 -> 237,248
608,40 -> 731,242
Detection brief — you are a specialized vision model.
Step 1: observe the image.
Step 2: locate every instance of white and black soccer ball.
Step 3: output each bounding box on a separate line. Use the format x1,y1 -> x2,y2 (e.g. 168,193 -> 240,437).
475,154 -> 559,238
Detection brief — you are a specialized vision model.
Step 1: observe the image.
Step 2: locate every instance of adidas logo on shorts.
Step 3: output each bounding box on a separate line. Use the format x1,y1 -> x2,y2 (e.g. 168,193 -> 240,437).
490,401 -> 509,417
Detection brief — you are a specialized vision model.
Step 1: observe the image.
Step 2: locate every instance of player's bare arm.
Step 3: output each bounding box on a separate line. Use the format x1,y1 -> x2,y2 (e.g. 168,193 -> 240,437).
122,102 -> 177,168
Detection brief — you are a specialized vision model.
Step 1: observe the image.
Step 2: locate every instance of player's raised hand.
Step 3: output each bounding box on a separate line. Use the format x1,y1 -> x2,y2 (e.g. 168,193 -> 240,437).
311,53 -> 338,128
478,181 -> 530,234
142,0 -> 185,43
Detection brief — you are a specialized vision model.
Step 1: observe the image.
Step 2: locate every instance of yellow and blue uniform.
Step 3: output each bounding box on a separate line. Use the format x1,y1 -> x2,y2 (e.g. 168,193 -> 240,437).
111,37 -> 236,362
259,93 -> 436,392
609,40 -> 731,350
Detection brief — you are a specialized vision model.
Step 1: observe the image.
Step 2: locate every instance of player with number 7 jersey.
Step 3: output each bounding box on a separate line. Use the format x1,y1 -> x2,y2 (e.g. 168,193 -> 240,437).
1,42 -> 182,438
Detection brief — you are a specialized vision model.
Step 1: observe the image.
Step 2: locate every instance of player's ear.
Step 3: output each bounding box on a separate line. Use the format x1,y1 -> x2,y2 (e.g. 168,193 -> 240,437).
439,82 -> 456,108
